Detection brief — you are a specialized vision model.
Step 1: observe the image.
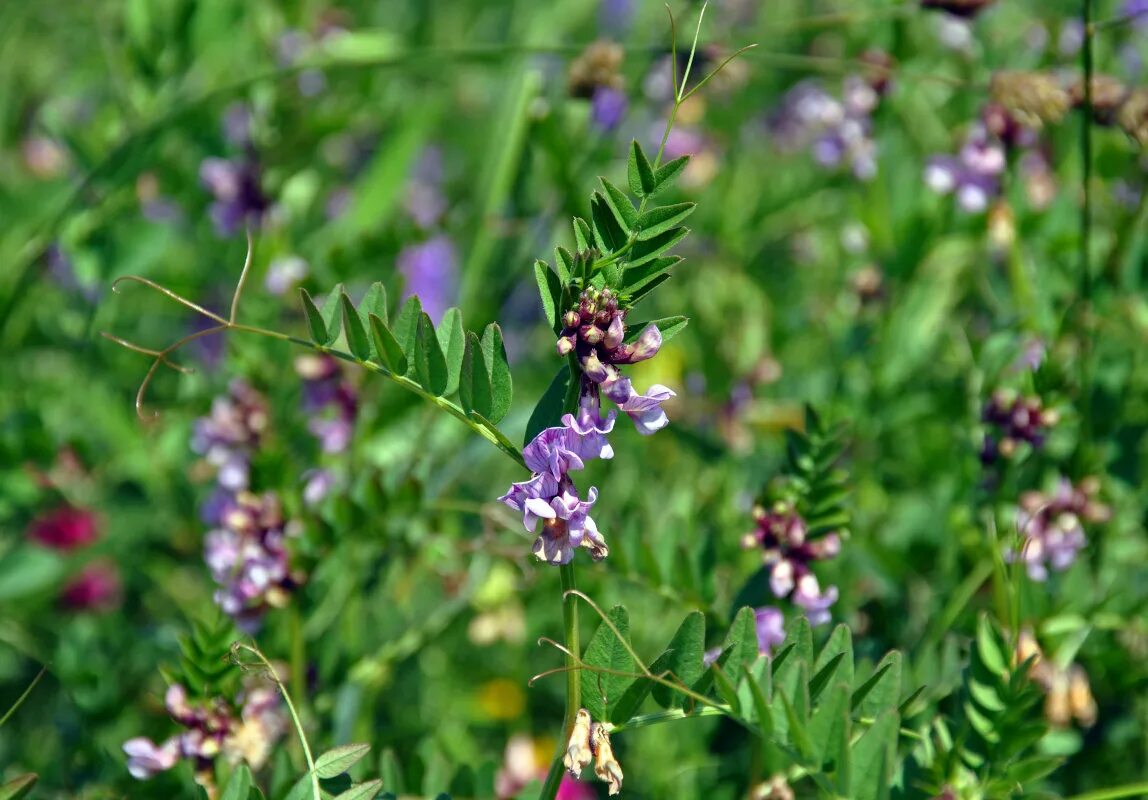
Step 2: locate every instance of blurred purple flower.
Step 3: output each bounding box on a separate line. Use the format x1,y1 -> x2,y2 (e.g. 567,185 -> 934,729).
1123,0 -> 1148,27
769,77 -> 879,180
1009,479 -> 1109,581
123,737 -> 180,779
599,0 -> 634,33
591,86 -> 628,131
924,123 -> 1007,213
398,235 -> 459,323
200,156 -> 269,236
754,606 -> 786,655
28,506 -> 98,551
223,103 -> 252,147
264,256 -> 308,296
742,502 -> 841,626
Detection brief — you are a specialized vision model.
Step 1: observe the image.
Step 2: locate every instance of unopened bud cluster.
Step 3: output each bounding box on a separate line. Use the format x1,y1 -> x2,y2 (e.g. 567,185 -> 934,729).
563,708 -> 623,795
557,287 -> 652,366
980,389 -> 1058,464
742,501 -> 841,625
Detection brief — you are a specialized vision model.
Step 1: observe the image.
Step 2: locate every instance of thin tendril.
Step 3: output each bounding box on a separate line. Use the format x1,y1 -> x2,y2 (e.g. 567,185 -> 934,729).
230,229 -> 255,325
111,275 -> 228,324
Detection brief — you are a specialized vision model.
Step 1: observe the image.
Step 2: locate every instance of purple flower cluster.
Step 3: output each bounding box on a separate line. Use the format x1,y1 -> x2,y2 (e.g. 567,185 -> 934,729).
768,76 -> 881,181
979,389 -> 1058,464
741,501 -> 841,626
124,681 -> 285,783
191,380 -> 269,513
1009,478 -> 1109,581
500,400 -> 614,565
398,235 -> 459,324
557,287 -> 675,435
703,606 -> 787,668
295,354 -> 358,455
205,492 -> 301,631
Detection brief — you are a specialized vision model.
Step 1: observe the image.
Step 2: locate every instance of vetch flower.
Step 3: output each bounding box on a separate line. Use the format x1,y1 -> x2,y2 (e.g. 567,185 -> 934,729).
980,389 -> 1058,464
527,487 -> 607,565
563,708 -> 594,777
1009,478 -> 1109,581
199,155 -> 269,237
753,606 -> 786,656
742,501 -> 841,626
123,737 -> 180,779
590,722 -> 623,796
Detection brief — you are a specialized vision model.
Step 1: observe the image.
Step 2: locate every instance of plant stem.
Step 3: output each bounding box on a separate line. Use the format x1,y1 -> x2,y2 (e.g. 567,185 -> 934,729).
0,667 -> 46,729
539,563 -> 581,800
236,644 -> 320,800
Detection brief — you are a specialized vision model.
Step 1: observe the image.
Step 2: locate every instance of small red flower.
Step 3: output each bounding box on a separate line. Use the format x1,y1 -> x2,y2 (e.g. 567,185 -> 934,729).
60,561 -> 122,612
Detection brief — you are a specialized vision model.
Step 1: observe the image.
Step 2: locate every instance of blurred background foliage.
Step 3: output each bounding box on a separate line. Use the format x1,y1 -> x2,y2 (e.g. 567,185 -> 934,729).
2,0 -> 1148,797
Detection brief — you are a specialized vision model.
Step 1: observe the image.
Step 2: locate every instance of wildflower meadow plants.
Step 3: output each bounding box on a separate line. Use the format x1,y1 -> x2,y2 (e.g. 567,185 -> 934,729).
4,1 -> 1148,799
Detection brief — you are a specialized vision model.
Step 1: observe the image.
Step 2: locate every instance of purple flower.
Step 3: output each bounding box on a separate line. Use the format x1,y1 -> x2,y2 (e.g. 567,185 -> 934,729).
524,426 -> 587,480
924,123 -> 1012,213
603,376 -> 675,435
754,607 -> 786,655
199,156 -> 269,236
599,0 -> 634,33
1123,0 -> 1148,27
769,77 -> 880,180
302,468 -> 335,507
561,402 -> 616,461
792,574 -> 839,626
398,235 -> 458,323
499,472 -> 561,529
264,256 -> 308,295
591,87 -> 628,131
527,487 -> 607,565
743,502 -> 841,625
1009,479 -> 1109,580
123,737 -> 180,779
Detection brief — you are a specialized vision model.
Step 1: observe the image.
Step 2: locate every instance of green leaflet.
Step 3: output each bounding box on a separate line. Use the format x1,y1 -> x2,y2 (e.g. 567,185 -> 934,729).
435,308 -> 465,396
580,605 -> 635,723
315,743 -> 371,779
299,288 -> 327,344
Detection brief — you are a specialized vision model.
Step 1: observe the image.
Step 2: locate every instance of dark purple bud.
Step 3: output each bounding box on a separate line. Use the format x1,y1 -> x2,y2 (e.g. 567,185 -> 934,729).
563,310 -> 581,329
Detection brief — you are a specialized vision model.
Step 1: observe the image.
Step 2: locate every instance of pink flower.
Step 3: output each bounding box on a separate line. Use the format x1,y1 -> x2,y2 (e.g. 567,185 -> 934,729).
28,506 -> 99,550
60,561 -> 121,612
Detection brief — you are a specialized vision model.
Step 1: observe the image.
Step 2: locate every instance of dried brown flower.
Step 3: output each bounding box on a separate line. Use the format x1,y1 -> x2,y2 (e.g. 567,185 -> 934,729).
990,71 -> 1072,129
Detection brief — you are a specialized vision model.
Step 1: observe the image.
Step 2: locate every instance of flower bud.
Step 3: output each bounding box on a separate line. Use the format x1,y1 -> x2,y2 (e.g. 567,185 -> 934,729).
563,708 -> 593,777
563,310 -> 581,329
580,324 -> 605,345
623,324 -> 662,364
556,336 -> 576,356
581,350 -> 610,383
590,722 -> 623,796
603,315 -> 625,350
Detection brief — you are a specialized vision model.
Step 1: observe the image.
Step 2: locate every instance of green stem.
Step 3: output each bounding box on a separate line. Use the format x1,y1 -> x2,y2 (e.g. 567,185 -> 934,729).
605,705 -> 728,733
236,644 -> 320,800
0,667 -> 46,729
539,564 -> 581,800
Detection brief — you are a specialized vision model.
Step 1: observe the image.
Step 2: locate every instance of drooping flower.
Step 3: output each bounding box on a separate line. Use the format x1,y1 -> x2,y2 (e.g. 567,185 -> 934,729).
1009,478 -> 1109,581
527,487 -> 608,565
563,708 -> 595,777
590,722 -> 623,796
27,506 -> 98,550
